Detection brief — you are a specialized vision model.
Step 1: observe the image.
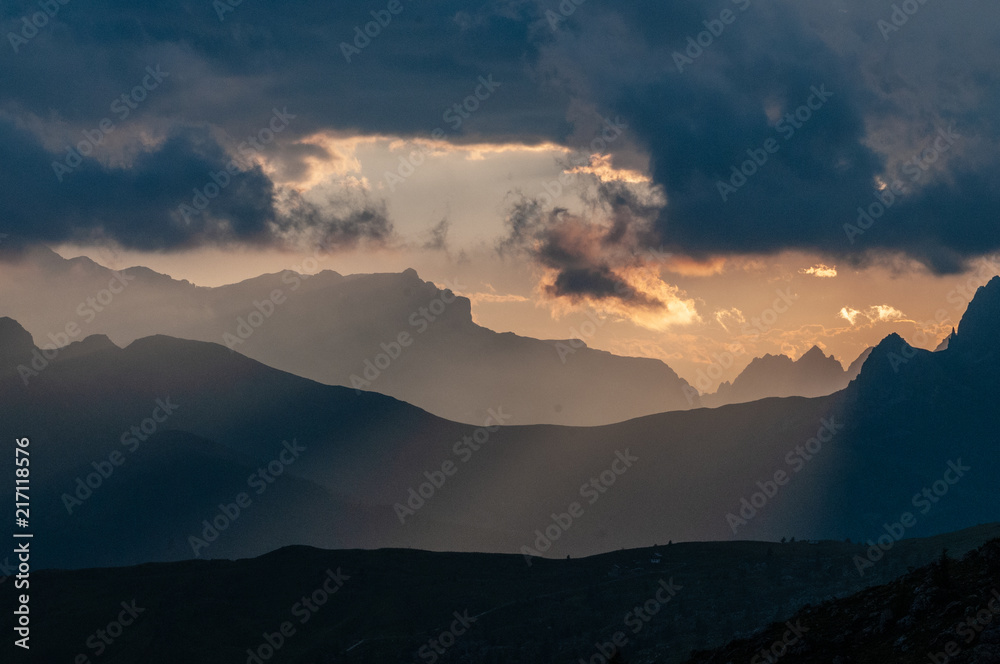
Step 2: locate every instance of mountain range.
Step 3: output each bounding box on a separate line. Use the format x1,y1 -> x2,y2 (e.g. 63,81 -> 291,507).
2,270 -> 999,571
701,344 -> 873,408
0,245 -> 881,426
0,244 -> 703,426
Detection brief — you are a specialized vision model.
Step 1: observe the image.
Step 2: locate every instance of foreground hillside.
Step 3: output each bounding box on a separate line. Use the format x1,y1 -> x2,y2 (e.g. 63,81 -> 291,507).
10,525 -> 999,664
686,536 -> 1000,664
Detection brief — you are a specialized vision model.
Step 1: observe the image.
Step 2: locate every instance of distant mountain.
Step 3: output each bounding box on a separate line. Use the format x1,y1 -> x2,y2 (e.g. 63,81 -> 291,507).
686,536 -> 1000,664
935,327 -> 958,351
22,525 -> 1000,664
702,345 -> 872,407
0,245 -> 698,425
845,345 -> 873,377
2,275 -> 999,571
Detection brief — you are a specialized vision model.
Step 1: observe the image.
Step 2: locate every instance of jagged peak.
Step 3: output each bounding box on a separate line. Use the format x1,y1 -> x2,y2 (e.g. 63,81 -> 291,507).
952,275 -> 1000,351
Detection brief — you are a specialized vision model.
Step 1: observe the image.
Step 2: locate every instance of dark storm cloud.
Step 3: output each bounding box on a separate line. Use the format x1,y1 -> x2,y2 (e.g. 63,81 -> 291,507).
498,186 -> 665,306
539,0 -> 1000,274
0,0 -> 569,142
1,0 -> 1000,267
0,118 -> 392,250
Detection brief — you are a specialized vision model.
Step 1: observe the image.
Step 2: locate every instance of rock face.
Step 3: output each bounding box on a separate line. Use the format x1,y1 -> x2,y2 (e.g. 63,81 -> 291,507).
702,345 -> 871,407
950,276 -> 1000,358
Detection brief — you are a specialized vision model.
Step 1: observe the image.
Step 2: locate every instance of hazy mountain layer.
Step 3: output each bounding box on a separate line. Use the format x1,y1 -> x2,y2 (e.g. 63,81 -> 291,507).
0,245 -> 699,426
701,345 -> 872,408
1,279 -> 998,570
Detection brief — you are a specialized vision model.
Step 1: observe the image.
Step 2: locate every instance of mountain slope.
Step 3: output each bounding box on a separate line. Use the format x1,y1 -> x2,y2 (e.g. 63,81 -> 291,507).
685,536 -> 1000,664
0,245 -> 699,425
1,279 -> 999,571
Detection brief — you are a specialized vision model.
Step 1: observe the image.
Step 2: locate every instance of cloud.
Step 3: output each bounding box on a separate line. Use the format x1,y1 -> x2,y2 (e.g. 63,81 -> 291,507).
840,304 -> 907,326
0,118 -> 392,251
801,264 -> 838,278
422,218 -> 451,252
534,0 -> 1000,273
839,307 -> 863,326
871,304 -> 906,322
714,307 -> 745,333
497,181 -> 699,329
2,0 -> 1000,269
462,291 -> 530,305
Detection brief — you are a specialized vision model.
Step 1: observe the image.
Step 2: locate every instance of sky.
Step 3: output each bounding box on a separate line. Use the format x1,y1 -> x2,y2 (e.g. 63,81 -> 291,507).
3,0 -> 1000,389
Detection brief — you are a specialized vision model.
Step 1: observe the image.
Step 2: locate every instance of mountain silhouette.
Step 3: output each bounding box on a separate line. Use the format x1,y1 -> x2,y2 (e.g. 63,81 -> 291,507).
0,246 -> 699,426
702,345 -> 871,407
1,275 -> 999,570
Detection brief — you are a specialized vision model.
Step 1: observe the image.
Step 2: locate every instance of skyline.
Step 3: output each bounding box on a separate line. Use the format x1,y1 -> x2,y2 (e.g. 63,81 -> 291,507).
5,242 -> 996,394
